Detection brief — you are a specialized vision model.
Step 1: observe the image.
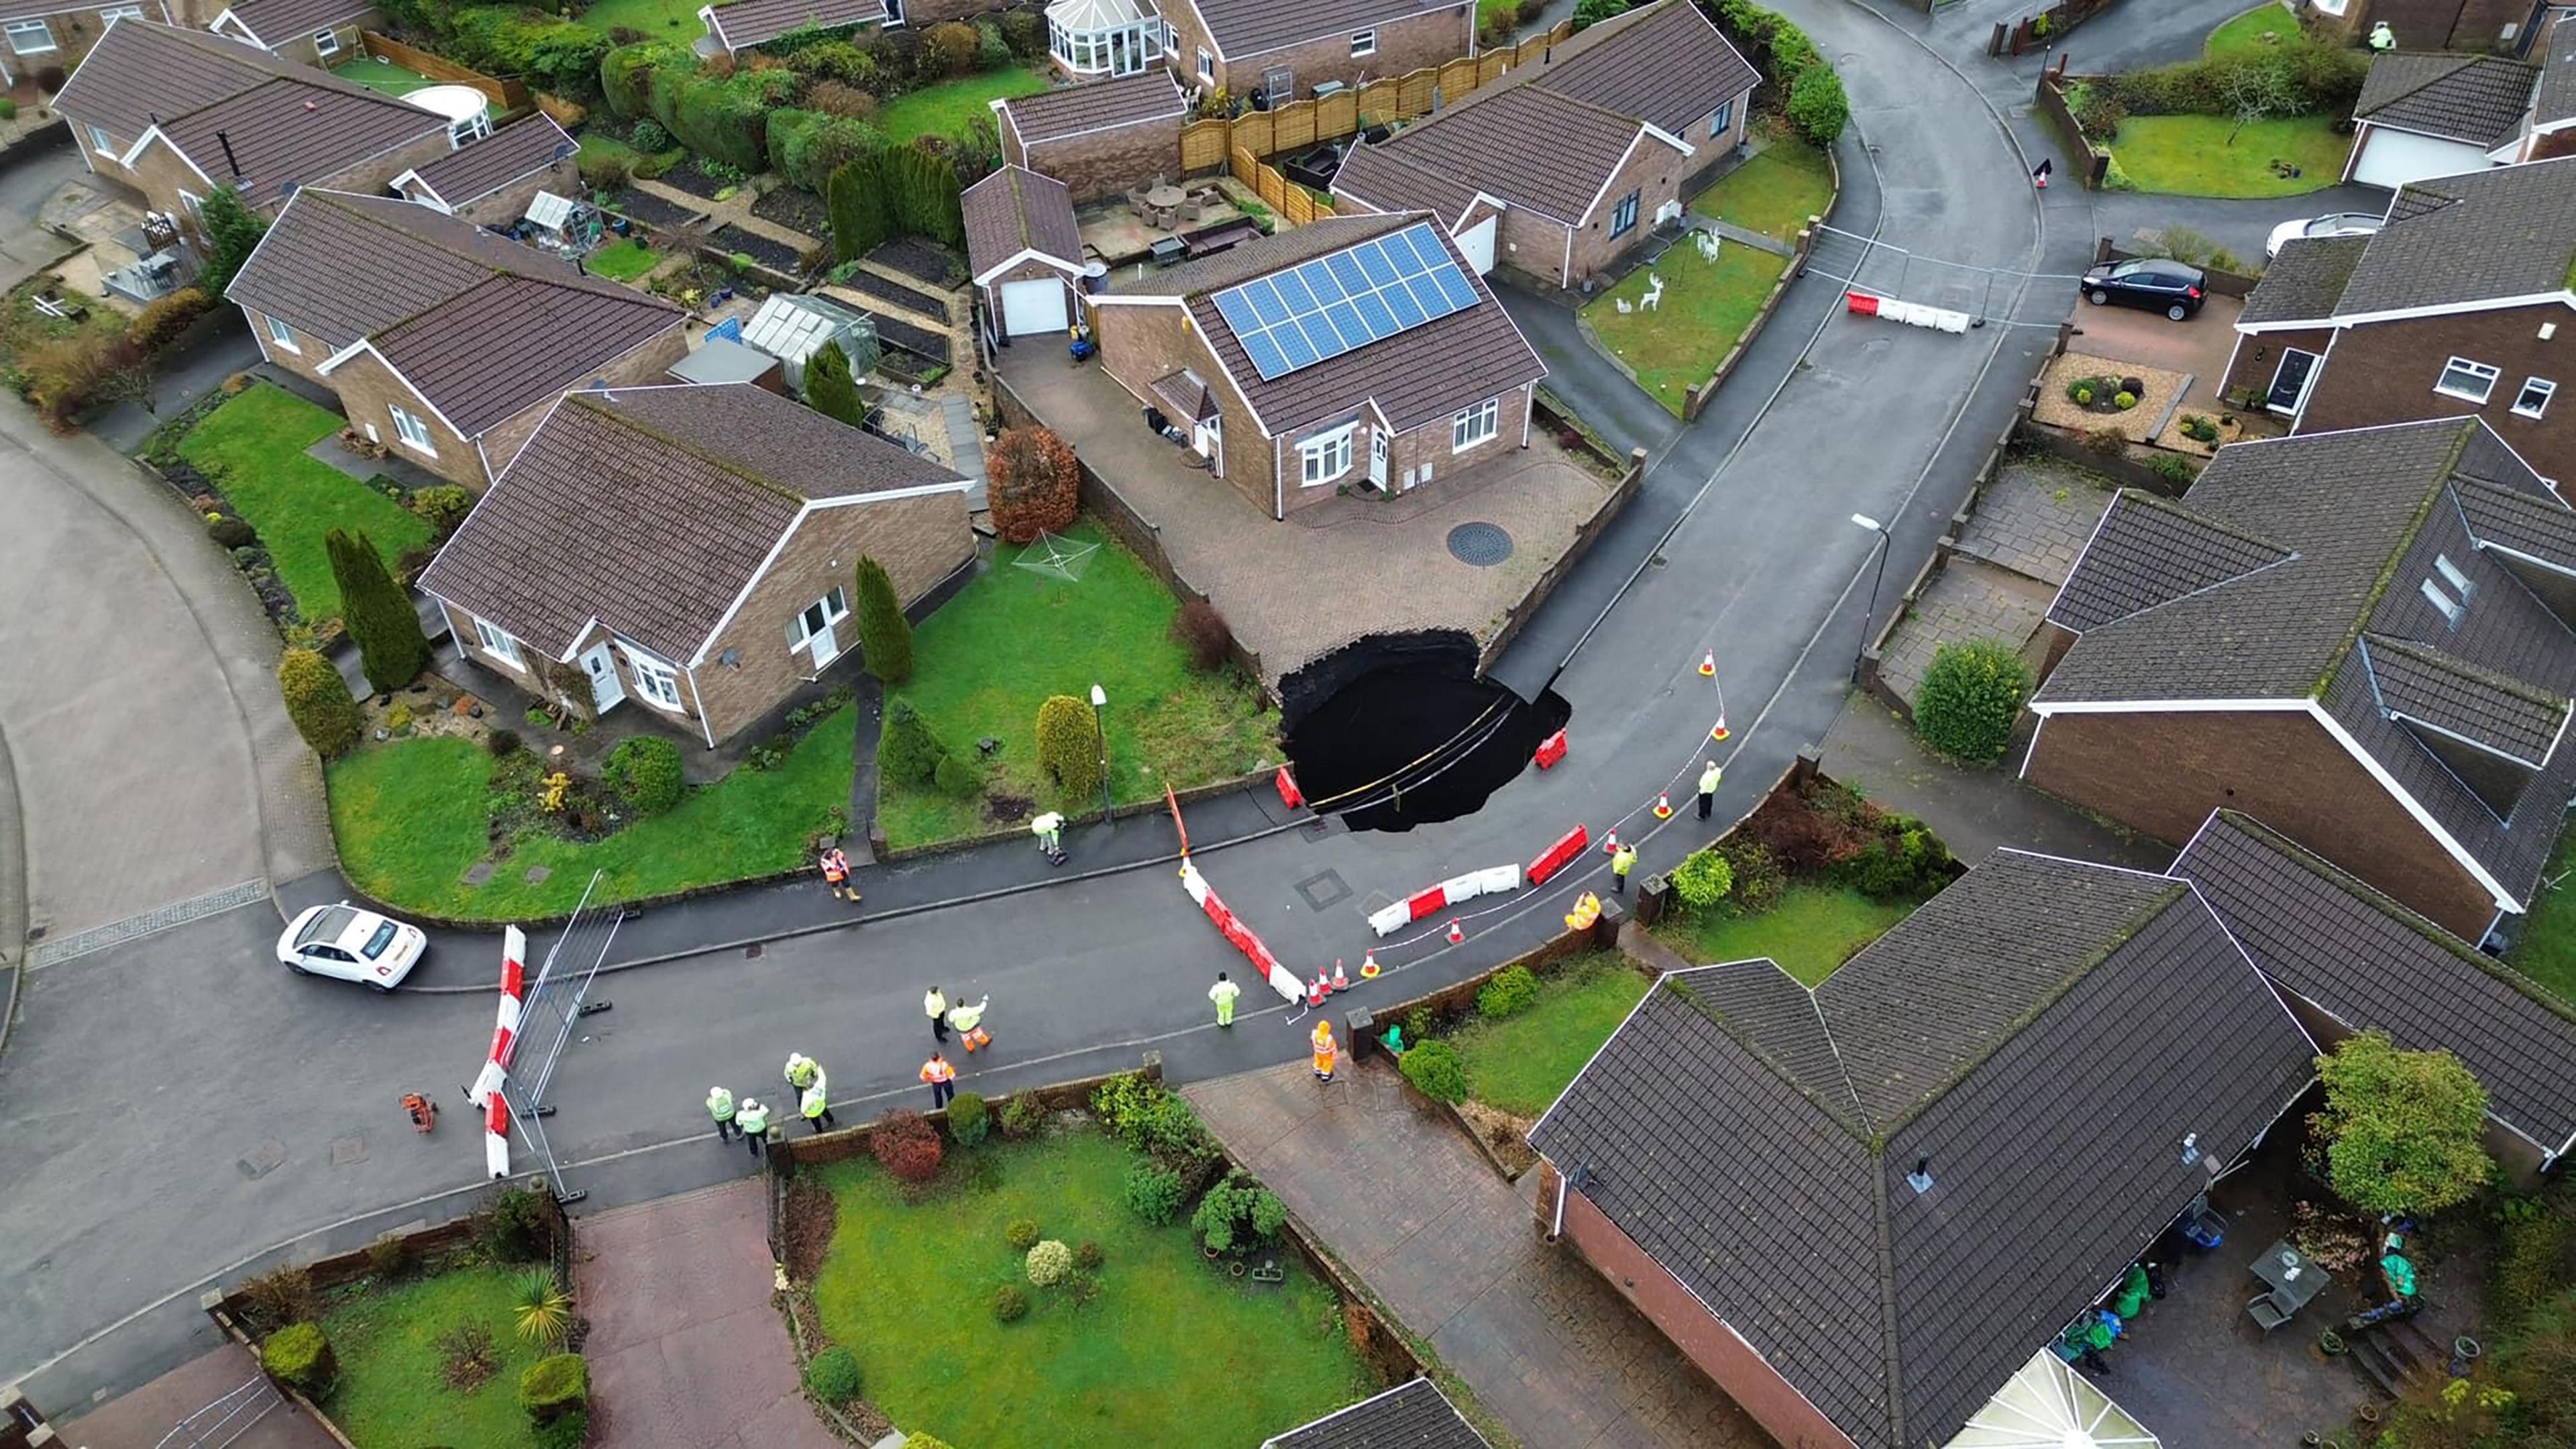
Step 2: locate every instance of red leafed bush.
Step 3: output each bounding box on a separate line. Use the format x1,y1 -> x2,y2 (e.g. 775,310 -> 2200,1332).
1171,600 -> 1232,672
987,426 -> 1080,545
871,1108 -> 943,1183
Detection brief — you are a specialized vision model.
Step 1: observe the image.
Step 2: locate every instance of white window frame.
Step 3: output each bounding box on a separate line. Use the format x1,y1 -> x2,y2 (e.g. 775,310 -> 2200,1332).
1609,189 -> 1640,239
85,123 -> 113,156
98,5 -> 143,21
627,650 -> 685,710
2420,577 -> 2463,627
264,314 -> 299,354
2434,356 -> 2500,404
1350,28 -> 1375,55
313,25 -> 339,55
2434,553 -> 2474,602
2267,347 -> 2321,416
1451,396 -> 1499,452
1163,19 -> 1176,52
177,189 -> 205,224
1711,100 -> 1733,137
789,585 -> 849,650
1197,46 -> 1213,80
388,403 -> 436,455
5,18 -> 56,53
1300,425 -> 1354,486
2512,377 -> 2556,419
472,616 -> 525,668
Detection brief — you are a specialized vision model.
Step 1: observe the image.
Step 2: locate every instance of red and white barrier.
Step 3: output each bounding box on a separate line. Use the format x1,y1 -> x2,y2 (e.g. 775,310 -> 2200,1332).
1181,861 -> 1301,1004
1367,864 -> 1523,936
470,926 -> 529,1179
1846,290 -> 1970,333
1527,825 -> 1591,886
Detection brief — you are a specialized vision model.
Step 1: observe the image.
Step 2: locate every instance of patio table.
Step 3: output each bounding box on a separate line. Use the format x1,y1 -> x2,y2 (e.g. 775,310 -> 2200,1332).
1144,183 -> 1187,212
2250,1239 -> 2330,1315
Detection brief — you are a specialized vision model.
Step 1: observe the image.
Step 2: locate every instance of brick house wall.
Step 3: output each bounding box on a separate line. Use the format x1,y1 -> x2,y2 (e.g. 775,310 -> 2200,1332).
1163,0 -> 1219,93
1,9 -> 119,85
260,13 -> 381,68
1377,379 -> 1526,491
439,154 -> 579,227
2294,305 -> 2576,483
1020,113 -> 1185,201
243,304 -> 331,384
2025,708 -> 2500,938
691,490 -> 972,740
2222,325 -> 2334,410
1538,1164 -> 1861,1449
1205,4 -> 1473,99
1675,92 -> 1752,192
104,124 -> 449,231
472,326 -> 690,482
1495,205 -> 1573,286
1093,298 -> 1284,513
321,347 -> 483,485
1564,132 -> 1684,285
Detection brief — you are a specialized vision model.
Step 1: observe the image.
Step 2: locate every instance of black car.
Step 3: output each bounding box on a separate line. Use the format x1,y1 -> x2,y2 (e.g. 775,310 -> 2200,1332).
2080,258 -> 2207,321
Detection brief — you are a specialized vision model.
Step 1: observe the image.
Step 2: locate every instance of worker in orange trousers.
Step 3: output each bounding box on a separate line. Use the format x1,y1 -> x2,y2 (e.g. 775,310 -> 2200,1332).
1311,1018 -> 1338,1083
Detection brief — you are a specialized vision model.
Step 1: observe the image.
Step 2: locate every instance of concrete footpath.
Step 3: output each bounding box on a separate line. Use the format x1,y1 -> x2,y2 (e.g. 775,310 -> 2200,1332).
55,1343 -> 334,1449
1187,1060 -> 1766,1449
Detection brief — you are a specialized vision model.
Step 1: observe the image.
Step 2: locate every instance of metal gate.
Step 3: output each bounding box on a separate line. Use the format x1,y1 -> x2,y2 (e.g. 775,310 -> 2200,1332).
150,1371 -> 280,1449
497,871 -> 623,1202
1804,222 -> 2086,330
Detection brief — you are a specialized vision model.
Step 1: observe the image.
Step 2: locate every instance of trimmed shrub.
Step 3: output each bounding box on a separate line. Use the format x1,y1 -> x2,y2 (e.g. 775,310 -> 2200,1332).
988,426 -> 1080,545
242,1265 -> 321,1328
1005,1217 -> 1042,1250
853,554 -> 914,684
127,286 -> 213,355
1718,840 -> 1784,914
209,514 -> 257,549
1785,64 -> 1849,146
877,698 -> 945,785
1399,1039 -> 1469,1104
1034,693 -> 1101,801
1025,1238 -> 1073,1287
769,108 -> 884,194
871,1108 -> 943,1181
21,331 -> 124,429
975,19 -> 1010,67
1001,1089 -> 1050,1139
578,148 -> 634,190
278,648 -> 361,757
1668,845 -> 1735,910
602,735 -> 686,816
1123,1163 -> 1186,1224
328,528 -> 428,690
806,80 -> 878,119
946,1090 -> 989,1144
827,150 -> 892,262
365,1232 -> 415,1279
262,1323 -> 334,1395
1476,965 -> 1541,1018
1171,599 -> 1232,672
932,752 -> 982,798
602,42 -> 690,121
804,1344 -> 862,1404
482,1184 -> 557,1263
1192,1169 -> 1287,1253
1913,638 -> 2031,764
409,484 -> 476,537
923,20 -> 979,74
519,1352 -> 589,1425
2145,452 -> 2200,487
882,141 -> 965,246
0,98 -> 15,120
195,184 -> 268,299
991,1285 -> 1028,1322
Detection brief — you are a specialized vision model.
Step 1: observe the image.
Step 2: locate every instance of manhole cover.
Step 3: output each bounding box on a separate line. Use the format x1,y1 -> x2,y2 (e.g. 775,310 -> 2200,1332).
1447,522 -> 1514,567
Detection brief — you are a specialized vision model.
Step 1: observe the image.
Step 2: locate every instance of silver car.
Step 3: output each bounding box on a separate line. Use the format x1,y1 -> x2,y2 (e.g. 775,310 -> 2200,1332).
2265,212 -> 2383,259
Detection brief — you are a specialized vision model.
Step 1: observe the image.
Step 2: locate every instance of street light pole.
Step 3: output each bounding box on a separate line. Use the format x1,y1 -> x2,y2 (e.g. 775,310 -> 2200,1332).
1089,684 -> 1114,828
1849,513 -> 1893,685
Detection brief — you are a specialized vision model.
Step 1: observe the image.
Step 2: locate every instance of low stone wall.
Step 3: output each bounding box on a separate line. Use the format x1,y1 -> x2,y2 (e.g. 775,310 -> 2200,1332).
2033,66 -> 2111,189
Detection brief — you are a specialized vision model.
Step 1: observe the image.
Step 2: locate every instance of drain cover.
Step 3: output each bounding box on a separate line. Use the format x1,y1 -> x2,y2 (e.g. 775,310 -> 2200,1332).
1447,522 -> 1513,567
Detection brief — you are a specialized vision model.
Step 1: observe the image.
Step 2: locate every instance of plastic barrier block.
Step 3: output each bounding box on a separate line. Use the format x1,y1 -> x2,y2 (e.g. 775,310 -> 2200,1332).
1846,291 -> 1880,316
1405,885 -> 1447,921
484,1130 -> 510,1180
494,992 -> 522,1037
1368,902 -> 1411,937
1527,825 -> 1590,886
1474,863 -> 1521,896
488,1024 -> 515,1071
1276,767 -> 1303,810
1534,729 -> 1569,769
486,1095 -> 509,1136
1438,873 -> 1485,905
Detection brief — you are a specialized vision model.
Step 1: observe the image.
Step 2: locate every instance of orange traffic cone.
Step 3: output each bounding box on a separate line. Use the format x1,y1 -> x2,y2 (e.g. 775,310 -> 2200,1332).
1358,951 -> 1381,979
1330,959 -> 1350,992
1446,920 -> 1465,945
1710,712 -> 1730,743
1653,793 -> 1673,820
1601,829 -> 1621,855
1699,651 -> 1716,678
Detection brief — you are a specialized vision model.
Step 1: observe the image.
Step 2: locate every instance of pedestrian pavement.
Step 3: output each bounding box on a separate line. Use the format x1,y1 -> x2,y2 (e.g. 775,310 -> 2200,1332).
1186,1060 -> 1768,1449
574,1179 -> 841,1449
54,1342 -> 336,1449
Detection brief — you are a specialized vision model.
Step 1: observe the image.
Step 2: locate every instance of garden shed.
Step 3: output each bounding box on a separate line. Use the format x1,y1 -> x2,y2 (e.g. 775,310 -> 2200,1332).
742,292 -> 881,392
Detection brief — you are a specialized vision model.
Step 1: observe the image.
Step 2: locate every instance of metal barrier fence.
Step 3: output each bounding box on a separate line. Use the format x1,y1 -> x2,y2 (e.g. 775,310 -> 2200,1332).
150,1371 -> 280,1449
1805,222 -> 2088,330
502,871 -> 623,1201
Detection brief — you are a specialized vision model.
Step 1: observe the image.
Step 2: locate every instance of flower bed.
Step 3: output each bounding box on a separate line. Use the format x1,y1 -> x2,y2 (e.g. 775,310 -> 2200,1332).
833,264 -> 953,322
869,238 -> 965,288
711,223 -> 811,277
749,183 -> 830,237
2032,352 -> 2185,443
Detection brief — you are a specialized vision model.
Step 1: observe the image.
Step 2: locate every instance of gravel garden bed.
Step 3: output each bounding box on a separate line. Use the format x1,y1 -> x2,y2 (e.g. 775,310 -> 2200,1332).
864,309 -> 953,366
710,224 -> 812,277
654,156 -> 751,201
2031,352 -> 2186,443
869,239 -> 965,288
601,189 -> 702,229
748,184 -> 828,239
839,266 -> 952,323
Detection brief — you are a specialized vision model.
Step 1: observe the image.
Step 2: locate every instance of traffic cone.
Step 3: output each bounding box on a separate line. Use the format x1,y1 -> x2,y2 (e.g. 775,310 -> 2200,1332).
1307,973 -> 1330,1007
1601,829 -> 1621,855
1331,959 -> 1350,992
1699,650 -> 1716,678
1358,951 -> 1381,979
1653,793 -> 1673,819
1710,712 -> 1730,743
1446,920 -> 1465,945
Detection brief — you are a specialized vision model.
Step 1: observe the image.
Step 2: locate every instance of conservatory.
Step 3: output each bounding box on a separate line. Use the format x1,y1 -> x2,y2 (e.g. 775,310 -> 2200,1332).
1046,0 -> 1161,77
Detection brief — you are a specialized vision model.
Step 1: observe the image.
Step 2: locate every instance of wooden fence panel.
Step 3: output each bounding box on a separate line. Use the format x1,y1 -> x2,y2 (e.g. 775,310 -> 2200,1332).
1232,146 -> 1258,188
1179,118 -> 1232,172
1474,52 -> 1509,86
1396,70 -> 1438,113
359,30 -> 526,108
1271,101 -> 1318,152
1314,89 -> 1358,140
1356,76 -> 1401,122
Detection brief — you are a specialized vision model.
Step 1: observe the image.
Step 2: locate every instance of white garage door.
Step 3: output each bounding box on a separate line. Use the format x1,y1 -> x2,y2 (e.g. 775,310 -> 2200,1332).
999,278 -> 1069,336
1454,216 -> 1497,276
2351,129 -> 2493,191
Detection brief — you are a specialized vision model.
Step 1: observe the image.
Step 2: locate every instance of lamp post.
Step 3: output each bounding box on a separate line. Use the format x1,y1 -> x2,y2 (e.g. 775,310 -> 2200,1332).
1849,513 -> 1893,685
1089,684 -> 1114,828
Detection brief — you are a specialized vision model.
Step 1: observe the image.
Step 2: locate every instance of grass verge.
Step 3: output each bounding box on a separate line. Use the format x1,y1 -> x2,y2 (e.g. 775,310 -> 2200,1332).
875,66 -> 1051,143
1446,953 -> 1652,1116
2206,4 -> 2300,55
573,0 -> 700,35
328,708 -> 852,920
317,1265 -> 543,1447
811,1130 -> 1371,1446
1583,240 -> 1789,416
1652,883 -> 1917,986
2106,113 -> 2349,199
177,383 -> 431,624
1690,133 -> 1833,243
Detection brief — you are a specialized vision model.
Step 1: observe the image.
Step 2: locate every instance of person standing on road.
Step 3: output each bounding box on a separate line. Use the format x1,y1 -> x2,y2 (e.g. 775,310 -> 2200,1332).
1208,971 -> 1241,1028
785,1053 -> 818,1095
1610,841 -> 1638,894
818,841 -> 859,904
800,1070 -> 835,1132
948,994 -> 992,1054
706,1085 -> 738,1142
737,1097 -> 769,1157
1697,761 -> 1722,820
1310,1019 -> 1338,1083
924,986 -> 949,1042
921,1051 -> 957,1109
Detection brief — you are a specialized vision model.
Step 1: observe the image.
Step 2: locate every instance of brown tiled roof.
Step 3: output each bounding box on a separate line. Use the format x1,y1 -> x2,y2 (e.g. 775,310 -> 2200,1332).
2045,489 -> 2290,634
999,71 -> 1187,146
419,384 -> 964,661
1519,0 -> 1759,138
56,20 -> 441,189
2355,51 -> 2536,148
2539,8 -> 2576,129
961,164 -> 1083,282
1361,83 -> 1656,222
2333,156 -> 2576,316
701,0 -> 886,52
1186,0 -> 1461,57
1265,1380 -> 1489,1449
371,274 -> 689,436
400,115 -> 576,211
215,0 -> 374,47
2235,233 -> 2366,325
1328,142 -> 1478,224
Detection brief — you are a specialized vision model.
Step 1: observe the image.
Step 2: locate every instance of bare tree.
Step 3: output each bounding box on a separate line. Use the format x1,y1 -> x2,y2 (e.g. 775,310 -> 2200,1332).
2221,62 -> 2300,145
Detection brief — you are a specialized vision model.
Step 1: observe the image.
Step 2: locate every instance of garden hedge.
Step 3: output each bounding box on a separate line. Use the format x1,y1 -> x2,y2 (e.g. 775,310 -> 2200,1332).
1399,1039 -> 1469,1104
261,1322 -> 333,1395
853,554 -> 913,684
278,647 -> 362,758
1705,0 -> 1847,144
1913,638 -> 2031,764
603,736 -> 686,816
1034,694 -> 1100,800
519,1352 -> 589,1424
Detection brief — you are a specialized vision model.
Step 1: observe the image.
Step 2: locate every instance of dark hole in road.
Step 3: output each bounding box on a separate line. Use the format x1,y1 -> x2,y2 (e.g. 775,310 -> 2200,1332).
1281,631 -> 1569,833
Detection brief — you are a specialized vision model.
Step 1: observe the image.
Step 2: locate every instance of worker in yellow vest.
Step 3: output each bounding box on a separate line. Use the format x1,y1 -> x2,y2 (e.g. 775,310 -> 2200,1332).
1610,842 -> 1639,895
1697,760 -> 1723,820
1311,1018 -> 1338,1083
706,1085 -> 738,1142
736,1097 -> 769,1158
1209,970 -> 1241,1028
948,995 -> 991,1053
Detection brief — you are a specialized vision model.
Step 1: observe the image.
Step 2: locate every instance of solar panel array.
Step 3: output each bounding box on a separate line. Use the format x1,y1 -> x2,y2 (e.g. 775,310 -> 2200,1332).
1210,221 -> 1481,381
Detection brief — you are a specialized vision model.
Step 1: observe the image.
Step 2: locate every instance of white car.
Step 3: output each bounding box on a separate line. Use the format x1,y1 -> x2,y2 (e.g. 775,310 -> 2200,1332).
2265,212 -> 2383,258
278,902 -> 427,991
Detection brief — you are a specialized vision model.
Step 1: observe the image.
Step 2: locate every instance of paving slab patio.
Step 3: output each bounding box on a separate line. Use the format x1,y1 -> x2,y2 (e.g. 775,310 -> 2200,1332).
1875,557 -> 2057,705
573,1178 -> 839,1449
1952,458 -> 2114,588
1185,1059 -> 1767,1449
55,1342 -> 335,1449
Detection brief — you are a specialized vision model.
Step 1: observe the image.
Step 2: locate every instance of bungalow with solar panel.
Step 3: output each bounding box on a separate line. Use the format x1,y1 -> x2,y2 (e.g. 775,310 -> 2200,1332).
1086,211 -> 1544,519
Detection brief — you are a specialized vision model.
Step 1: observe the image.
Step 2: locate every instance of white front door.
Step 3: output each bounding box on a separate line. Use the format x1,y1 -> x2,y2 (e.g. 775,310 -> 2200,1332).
1368,429 -> 1389,490
580,641 -> 626,712
808,615 -> 841,665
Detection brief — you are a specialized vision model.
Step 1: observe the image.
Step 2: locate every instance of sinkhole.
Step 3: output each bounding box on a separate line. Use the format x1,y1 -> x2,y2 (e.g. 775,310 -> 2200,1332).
1280,631 -> 1570,833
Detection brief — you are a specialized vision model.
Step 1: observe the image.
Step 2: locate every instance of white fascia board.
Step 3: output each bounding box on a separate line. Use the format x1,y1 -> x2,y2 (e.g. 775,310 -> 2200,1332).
209,8 -> 265,45
1573,127 -> 1657,228
973,246 -> 1086,286
118,127 -> 215,188
2235,315 -> 2337,333
2386,706 -> 2554,769
2304,698 -> 2522,911
1452,190 -> 1510,231
688,502 -> 815,669
2479,539 -> 2576,579
2330,291 -> 2576,327
1638,119 -> 1694,158
2026,696 -> 2312,716
317,338 -> 473,443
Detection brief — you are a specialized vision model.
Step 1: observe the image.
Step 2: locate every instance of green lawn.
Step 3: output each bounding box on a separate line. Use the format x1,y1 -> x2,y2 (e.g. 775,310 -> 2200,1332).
1447,952 -> 1652,1116
329,55 -> 438,96
327,708 -> 853,919
586,238 -> 661,281
1582,240 -> 1790,417
2206,3 -> 2298,55
812,1131 -> 1371,1447
1690,137 -> 1834,243
875,66 -> 1051,143
876,519 -> 1277,851
2106,113 -> 2351,198
316,1265 -> 543,1448
2506,828 -> 2576,1007
177,384 -> 431,625
576,0 -> 702,35
1653,883 -> 1918,986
